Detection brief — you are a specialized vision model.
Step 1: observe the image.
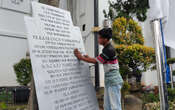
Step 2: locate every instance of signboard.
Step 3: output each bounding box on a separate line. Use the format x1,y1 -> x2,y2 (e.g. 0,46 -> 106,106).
24,2 -> 99,110
1,0 -> 31,13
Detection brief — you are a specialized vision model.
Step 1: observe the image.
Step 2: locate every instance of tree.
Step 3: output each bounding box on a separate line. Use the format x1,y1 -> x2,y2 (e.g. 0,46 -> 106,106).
104,0 -> 155,82
13,59 -> 32,86
103,0 -> 149,22
112,17 -> 156,82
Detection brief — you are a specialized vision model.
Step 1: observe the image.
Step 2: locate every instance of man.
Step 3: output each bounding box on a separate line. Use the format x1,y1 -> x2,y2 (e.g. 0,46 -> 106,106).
74,28 -> 123,110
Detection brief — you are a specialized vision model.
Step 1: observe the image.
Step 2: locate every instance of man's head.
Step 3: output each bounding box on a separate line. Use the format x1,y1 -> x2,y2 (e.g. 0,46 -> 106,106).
98,28 -> 112,45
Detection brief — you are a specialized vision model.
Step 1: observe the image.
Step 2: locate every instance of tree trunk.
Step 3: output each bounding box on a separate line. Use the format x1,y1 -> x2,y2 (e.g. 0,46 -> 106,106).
39,0 -> 60,7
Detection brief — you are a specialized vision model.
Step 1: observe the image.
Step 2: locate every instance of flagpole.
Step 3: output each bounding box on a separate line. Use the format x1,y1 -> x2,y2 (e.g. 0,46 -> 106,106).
159,19 -> 169,110
151,19 -> 169,110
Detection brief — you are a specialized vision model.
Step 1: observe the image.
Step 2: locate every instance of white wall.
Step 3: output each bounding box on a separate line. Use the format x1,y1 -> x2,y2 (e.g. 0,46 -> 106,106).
0,0 -> 38,86
0,37 -> 28,86
140,19 -> 159,86
74,0 -> 96,85
0,8 -> 27,39
170,48 -> 175,58
59,0 -> 68,10
140,21 -> 155,47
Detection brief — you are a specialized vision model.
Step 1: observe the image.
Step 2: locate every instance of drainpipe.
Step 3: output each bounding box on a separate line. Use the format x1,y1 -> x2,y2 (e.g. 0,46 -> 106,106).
94,0 -> 99,90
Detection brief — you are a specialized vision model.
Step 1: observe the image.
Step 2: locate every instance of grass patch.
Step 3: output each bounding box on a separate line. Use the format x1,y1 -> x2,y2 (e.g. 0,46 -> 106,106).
0,103 -> 27,110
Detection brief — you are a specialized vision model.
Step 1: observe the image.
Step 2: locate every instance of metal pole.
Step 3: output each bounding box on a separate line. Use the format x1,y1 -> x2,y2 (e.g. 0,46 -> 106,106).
169,64 -> 174,89
159,19 -> 169,109
151,20 -> 168,110
94,0 -> 100,90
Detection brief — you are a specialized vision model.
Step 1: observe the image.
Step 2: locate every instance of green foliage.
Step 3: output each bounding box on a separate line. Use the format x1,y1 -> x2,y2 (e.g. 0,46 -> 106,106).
103,0 -> 149,22
113,17 -> 144,45
0,90 -> 13,103
0,103 -> 27,110
121,81 -> 131,96
143,93 -> 159,103
167,58 -> 175,65
13,59 -> 32,86
173,71 -> 175,76
112,17 -> 156,79
0,102 -> 7,110
115,44 -> 155,77
168,88 -> 175,102
143,88 -> 175,110
144,101 -> 175,110
169,101 -> 175,110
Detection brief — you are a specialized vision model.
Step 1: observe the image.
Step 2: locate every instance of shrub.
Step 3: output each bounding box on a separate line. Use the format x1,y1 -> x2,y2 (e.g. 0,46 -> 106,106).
112,17 -> 144,45
168,88 -> 175,102
112,17 -> 156,80
115,44 -> 155,76
0,89 -> 13,103
143,93 -> 159,103
121,81 -> 131,96
173,71 -> 175,76
167,58 -> 175,65
13,59 -> 32,86
144,101 -> 175,110
0,102 -> 7,110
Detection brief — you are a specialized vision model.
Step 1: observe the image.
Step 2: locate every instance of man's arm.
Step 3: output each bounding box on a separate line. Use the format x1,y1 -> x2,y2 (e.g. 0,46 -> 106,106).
80,55 -> 97,64
74,49 -> 97,64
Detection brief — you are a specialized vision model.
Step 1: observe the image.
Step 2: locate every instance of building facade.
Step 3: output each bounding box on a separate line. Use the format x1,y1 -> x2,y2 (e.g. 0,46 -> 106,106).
0,0 -> 175,87
0,0 -> 38,86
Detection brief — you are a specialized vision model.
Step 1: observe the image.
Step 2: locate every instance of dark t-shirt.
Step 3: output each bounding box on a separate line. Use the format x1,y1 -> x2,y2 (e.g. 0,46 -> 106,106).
96,43 -> 119,73
96,43 -> 123,85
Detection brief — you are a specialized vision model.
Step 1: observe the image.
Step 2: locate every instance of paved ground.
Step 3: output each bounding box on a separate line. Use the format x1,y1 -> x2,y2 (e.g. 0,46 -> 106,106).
97,88 -> 143,110
124,95 -> 143,110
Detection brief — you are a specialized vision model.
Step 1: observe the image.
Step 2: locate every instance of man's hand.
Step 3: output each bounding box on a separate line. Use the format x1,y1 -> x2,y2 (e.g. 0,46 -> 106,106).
74,49 -> 97,64
74,48 -> 83,60
83,55 -> 89,58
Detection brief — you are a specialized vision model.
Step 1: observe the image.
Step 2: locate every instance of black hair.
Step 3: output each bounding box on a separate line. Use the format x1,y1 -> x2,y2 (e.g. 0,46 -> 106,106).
98,28 -> 112,40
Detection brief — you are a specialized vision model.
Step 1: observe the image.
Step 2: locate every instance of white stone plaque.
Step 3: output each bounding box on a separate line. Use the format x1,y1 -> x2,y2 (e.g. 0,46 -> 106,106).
24,2 -> 99,110
2,0 -> 31,13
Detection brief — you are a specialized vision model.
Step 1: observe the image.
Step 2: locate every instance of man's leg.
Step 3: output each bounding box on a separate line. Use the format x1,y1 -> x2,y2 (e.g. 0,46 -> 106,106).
104,86 -> 111,110
108,84 -> 122,110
